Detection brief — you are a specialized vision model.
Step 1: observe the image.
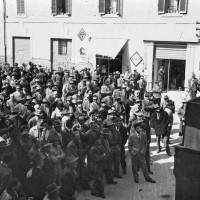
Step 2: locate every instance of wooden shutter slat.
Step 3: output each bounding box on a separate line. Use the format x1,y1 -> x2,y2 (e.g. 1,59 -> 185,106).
99,0 -> 105,14
52,0 -> 57,15
179,0 -> 188,14
21,0 -> 25,14
17,0 -> 20,14
119,0 -> 123,16
16,0 -> 25,15
65,0 -> 72,15
158,0 -> 166,14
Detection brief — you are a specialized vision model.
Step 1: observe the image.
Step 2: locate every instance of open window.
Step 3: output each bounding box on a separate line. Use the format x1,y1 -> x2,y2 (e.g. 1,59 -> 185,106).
99,0 -> 123,16
158,0 -> 188,14
52,0 -> 72,16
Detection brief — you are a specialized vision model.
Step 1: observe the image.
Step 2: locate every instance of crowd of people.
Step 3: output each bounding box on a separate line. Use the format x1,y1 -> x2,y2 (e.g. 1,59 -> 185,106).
0,62 -> 184,200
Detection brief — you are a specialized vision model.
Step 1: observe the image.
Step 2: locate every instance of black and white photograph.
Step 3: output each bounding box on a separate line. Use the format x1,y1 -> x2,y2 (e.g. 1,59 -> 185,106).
0,0 -> 199,199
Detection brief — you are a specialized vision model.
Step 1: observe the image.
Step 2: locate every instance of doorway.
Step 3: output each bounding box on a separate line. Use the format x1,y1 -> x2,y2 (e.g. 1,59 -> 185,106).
154,59 -> 185,91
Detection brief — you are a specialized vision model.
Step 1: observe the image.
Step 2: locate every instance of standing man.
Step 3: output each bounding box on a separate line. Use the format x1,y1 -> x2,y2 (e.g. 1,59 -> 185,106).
158,66 -> 165,89
188,72 -> 199,99
177,99 -> 187,145
150,104 -> 171,156
152,80 -> 162,105
128,121 -> 156,183
137,74 -> 147,100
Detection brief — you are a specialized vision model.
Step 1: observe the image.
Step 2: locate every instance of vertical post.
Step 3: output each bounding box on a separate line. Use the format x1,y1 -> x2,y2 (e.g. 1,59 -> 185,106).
167,59 -> 170,92
3,0 -> 7,63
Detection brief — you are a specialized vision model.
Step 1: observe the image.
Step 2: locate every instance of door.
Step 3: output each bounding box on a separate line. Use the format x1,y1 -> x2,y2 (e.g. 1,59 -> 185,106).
13,37 -> 30,65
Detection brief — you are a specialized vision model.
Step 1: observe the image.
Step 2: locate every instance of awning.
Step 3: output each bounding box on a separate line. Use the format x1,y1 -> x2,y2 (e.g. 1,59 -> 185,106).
89,38 -> 128,59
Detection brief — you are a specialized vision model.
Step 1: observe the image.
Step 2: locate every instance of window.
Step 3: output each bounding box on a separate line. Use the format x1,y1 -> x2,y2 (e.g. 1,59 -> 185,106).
58,40 -> 68,55
99,0 -> 123,16
158,0 -> 188,14
52,0 -> 72,16
17,0 -> 25,15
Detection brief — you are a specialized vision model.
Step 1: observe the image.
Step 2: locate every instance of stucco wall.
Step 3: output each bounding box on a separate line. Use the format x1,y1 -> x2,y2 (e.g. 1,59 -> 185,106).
0,0 -> 200,83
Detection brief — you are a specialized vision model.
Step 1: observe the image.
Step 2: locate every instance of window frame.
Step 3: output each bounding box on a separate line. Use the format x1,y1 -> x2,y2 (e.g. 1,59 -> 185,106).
99,0 -> 123,17
51,0 -> 72,16
158,0 -> 188,15
58,39 -> 68,56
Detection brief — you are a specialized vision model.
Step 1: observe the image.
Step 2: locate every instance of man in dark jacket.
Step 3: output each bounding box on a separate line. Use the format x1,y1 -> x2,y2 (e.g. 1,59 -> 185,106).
150,104 -> 171,156
128,121 -> 156,184
60,154 -> 78,200
66,130 -> 90,190
26,154 -> 49,200
90,138 -> 106,198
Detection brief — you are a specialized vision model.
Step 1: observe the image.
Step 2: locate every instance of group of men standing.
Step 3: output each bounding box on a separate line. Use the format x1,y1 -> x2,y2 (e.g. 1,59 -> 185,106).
0,62 -> 181,200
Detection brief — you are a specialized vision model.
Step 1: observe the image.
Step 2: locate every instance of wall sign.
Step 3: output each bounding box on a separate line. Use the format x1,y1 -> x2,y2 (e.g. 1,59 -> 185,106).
130,52 -> 143,66
78,28 -> 87,41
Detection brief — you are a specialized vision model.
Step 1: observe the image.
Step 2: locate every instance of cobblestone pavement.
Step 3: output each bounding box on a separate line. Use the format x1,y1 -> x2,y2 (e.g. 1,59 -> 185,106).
78,108 -> 181,200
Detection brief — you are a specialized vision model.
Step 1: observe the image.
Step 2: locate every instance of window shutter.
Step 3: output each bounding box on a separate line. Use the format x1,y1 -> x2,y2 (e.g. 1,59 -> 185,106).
116,0 -> 123,16
17,0 -> 25,15
99,0 -> 105,14
17,0 -> 20,14
20,0 -> 25,14
158,0 -> 166,14
179,0 -> 188,14
65,0 -> 72,15
52,0 -> 57,15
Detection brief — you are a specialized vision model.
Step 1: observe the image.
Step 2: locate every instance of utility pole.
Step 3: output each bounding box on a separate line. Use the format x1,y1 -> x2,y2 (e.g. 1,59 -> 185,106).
3,0 -> 7,63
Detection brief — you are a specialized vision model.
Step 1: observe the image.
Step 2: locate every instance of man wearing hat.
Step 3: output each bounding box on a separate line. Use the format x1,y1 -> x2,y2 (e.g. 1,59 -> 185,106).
90,138 -> 106,198
91,78 -> 100,93
113,95 -> 124,117
27,153 -> 49,200
89,95 -> 100,113
33,86 -> 44,103
60,154 -> 78,200
101,128 -> 117,185
137,74 -> 147,100
101,90 -> 113,109
152,80 -> 162,105
29,120 -> 45,141
104,118 -> 122,179
51,101 -> 63,120
99,99 -> 108,121
74,100 -> 88,121
41,141 -> 55,185
43,183 -> 61,200
124,68 -> 130,80
41,98 -> 51,118
128,121 -> 156,183
178,98 -> 187,145
13,96 -> 27,126
117,74 -> 124,88
49,133 -> 65,185
150,104 -> 171,156
45,80 -> 54,100
28,109 -> 44,129
188,72 -> 199,99
131,68 -> 141,89
129,99 -> 142,122
66,128 -> 90,190
112,85 -> 122,102
12,84 -> 24,102
6,94 -> 16,113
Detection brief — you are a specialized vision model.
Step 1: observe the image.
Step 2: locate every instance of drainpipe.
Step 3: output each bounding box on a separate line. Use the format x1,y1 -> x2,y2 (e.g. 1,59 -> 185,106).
3,0 -> 7,63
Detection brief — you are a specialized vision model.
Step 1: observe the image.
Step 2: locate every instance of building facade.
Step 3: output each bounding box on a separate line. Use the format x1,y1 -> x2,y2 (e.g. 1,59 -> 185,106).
0,0 -> 200,91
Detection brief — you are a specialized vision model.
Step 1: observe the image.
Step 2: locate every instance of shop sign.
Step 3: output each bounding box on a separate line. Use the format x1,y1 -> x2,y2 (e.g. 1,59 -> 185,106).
78,28 -> 87,41
130,51 -> 143,66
